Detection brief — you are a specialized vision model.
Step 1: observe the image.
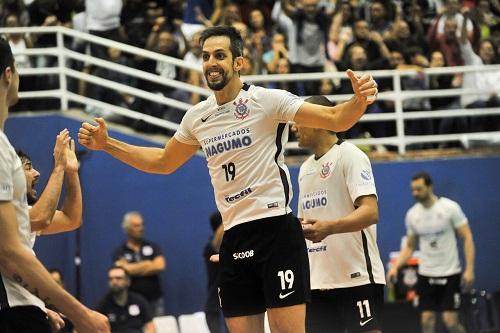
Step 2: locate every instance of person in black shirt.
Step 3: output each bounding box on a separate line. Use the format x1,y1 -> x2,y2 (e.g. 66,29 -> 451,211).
97,266 -> 156,333
113,211 -> 166,317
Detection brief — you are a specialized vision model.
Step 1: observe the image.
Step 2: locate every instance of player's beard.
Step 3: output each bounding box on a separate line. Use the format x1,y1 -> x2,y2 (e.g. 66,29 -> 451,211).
205,68 -> 230,91
27,192 -> 37,206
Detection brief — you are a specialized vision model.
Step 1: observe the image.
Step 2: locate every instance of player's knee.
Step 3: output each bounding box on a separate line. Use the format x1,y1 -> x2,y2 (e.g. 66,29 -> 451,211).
441,312 -> 460,329
421,312 -> 436,328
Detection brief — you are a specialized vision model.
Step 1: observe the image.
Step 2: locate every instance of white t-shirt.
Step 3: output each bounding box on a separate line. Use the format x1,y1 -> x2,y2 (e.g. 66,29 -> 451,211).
85,0 -> 122,31
0,131 -> 45,311
298,141 -> 385,289
405,197 -> 468,277
175,85 -> 303,229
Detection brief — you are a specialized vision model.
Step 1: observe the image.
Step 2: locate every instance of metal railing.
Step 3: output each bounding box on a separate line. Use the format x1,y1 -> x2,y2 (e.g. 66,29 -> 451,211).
2,26 -> 500,154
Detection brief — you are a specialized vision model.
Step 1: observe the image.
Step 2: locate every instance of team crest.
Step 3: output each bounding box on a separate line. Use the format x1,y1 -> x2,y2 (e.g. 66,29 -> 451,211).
320,162 -> 333,179
233,98 -> 250,119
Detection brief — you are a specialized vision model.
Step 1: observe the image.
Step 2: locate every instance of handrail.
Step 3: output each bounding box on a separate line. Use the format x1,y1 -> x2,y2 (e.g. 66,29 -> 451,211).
2,26 -> 500,155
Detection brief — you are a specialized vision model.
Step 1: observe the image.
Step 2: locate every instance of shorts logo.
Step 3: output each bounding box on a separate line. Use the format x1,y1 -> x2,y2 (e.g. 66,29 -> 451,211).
360,318 -> 373,326
320,162 -> 333,179
279,290 -> 295,299
233,250 -> 254,260
233,98 -> 250,119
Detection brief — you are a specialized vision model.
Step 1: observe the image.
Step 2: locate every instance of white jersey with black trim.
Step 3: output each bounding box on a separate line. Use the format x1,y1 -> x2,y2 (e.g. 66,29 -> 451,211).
0,131 -> 45,311
175,84 -> 303,230
298,141 -> 385,289
405,197 -> 468,277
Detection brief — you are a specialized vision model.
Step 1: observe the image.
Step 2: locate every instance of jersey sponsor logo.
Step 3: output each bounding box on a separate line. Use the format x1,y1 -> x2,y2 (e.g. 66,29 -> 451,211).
233,250 -> 254,260
202,128 -> 253,158
302,190 -> 328,210
225,187 -> 253,203
320,162 -> 333,179
233,98 -> 250,119
307,245 -> 327,253
360,317 -> 373,326
279,290 -> 295,299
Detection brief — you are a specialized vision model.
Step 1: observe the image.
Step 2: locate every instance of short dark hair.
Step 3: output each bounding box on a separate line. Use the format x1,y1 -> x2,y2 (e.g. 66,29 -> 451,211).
209,211 -> 222,232
16,149 -> 31,164
412,171 -> 433,186
0,37 -> 15,76
199,26 -> 244,59
305,95 -> 334,107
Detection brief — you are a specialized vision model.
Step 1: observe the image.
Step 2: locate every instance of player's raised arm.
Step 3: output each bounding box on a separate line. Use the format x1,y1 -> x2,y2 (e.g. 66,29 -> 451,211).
293,69 -> 378,132
78,118 -> 199,174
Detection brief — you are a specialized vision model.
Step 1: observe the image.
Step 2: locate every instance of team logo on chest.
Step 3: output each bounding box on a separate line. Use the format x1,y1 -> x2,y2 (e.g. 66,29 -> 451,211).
233,98 -> 250,119
320,162 -> 333,179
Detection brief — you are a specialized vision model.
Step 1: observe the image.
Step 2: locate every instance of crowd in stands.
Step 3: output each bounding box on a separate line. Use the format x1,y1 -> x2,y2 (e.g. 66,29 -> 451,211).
1,0 -> 500,146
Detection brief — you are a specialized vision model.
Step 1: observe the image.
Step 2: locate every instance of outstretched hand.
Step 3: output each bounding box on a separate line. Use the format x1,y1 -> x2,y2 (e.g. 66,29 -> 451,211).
78,118 -> 109,151
65,139 -> 79,173
53,129 -> 70,171
347,69 -> 378,106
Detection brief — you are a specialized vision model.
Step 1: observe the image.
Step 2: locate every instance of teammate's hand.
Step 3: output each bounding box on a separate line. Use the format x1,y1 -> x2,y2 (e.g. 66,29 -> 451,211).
65,139 -> 79,173
462,268 -> 474,290
386,266 -> 398,284
54,129 -> 70,171
301,219 -> 331,243
46,309 -> 65,332
347,69 -> 378,106
73,309 -> 110,333
209,254 -> 220,263
78,118 -> 109,151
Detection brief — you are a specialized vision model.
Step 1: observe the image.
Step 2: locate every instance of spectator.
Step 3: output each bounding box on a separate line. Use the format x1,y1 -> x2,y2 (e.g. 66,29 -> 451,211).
183,31 -> 205,104
468,0 -> 499,39
220,3 -> 242,26
429,17 -> 465,68
203,212 -> 226,333
49,269 -> 75,333
0,0 -> 29,27
459,16 -> 500,132
368,0 -> 393,36
275,0 -> 332,95
341,20 -> 391,66
85,0 -> 126,59
262,32 -> 288,74
327,1 -> 355,63
427,50 -> 466,140
181,0 -> 223,38
97,266 -> 156,333
427,0 -> 475,44
113,212 -> 166,317
385,20 -> 428,56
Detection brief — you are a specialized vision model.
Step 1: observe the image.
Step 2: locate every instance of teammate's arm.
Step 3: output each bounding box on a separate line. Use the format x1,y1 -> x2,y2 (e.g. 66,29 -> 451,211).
293,69 -> 377,132
30,131 -> 69,231
41,139 -> 82,235
0,202 -> 110,333
78,118 -> 199,174
115,256 -> 166,276
387,234 -> 418,282
456,223 -> 475,288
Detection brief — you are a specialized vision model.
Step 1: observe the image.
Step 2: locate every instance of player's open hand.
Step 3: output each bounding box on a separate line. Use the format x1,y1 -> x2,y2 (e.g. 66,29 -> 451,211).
65,138 -> 79,173
78,118 -> 108,151
54,129 -> 70,171
347,69 -> 378,106
301,219 -> 331,243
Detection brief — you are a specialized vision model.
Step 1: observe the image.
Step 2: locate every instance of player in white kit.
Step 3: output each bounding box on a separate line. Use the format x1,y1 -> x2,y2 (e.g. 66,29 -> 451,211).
294,96 -> 385,333
78,26 -> 379,333
387,172 -> 475,333
0,38 -> 109,333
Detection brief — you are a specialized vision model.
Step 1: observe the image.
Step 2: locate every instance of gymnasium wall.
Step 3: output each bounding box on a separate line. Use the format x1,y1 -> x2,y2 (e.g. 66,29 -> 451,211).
5,114 -> 500,315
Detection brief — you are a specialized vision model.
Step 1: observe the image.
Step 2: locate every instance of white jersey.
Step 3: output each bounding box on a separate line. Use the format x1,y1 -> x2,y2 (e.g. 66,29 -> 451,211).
0,132 -> 45,311
175,84 -> 303,230
298,141 -> 385,289
405,197 -> 468,277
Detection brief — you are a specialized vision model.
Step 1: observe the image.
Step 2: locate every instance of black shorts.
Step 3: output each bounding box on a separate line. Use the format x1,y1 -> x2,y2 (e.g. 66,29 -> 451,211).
219,213 -> 311,317
417,274 -> 461,312
0,305 -> 52,333
306,284 -> 384,333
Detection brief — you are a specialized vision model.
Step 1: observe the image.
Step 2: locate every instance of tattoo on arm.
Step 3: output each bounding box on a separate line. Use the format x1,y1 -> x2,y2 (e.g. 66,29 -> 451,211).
12,272 -> 57,310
